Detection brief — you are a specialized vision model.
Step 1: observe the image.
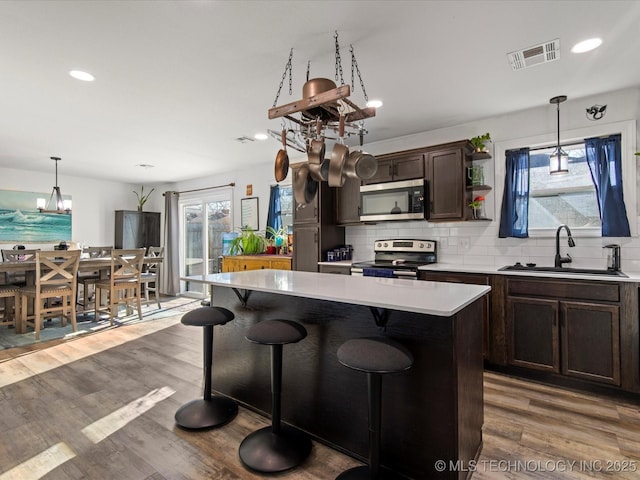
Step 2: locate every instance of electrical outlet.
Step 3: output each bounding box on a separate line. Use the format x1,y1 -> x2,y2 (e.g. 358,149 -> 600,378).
459,237 -> 470,249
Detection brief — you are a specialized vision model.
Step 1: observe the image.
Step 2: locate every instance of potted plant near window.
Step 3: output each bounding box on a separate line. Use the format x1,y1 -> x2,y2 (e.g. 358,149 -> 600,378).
265,226 -> 288,254
229,227 -> 267,255
470,133 -> 491,153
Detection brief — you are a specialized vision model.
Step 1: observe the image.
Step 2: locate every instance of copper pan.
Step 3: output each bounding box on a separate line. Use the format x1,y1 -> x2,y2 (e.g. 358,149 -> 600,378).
344,150 -> 378,180
293,163 -> 318,205
302,78 -> 337,121
328,115 -> 348,187
274,129 -> 289,182
308,119 -> 327,181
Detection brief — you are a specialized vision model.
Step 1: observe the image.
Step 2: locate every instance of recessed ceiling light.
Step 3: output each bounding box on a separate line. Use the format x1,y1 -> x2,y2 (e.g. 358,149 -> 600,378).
571,38 -> 602,54
69,70 -> 95,81
366,99 -> 383,109
254,133 -> 269,140
135,163 -> 155,169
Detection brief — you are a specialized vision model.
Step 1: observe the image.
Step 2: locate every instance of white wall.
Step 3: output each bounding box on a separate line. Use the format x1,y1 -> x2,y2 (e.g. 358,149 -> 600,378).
0,166 -> 156,249
3,86 -> 638,271
346,86 -> 640,271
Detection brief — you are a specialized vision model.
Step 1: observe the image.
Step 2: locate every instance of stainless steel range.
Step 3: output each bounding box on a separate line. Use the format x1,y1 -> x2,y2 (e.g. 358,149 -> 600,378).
350,239 -> 437,279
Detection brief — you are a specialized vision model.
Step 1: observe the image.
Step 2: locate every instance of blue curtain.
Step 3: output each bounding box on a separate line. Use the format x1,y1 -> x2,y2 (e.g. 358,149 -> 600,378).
499,148 -> 530,238
266,185 -> 282,237
585,134 -> 630,237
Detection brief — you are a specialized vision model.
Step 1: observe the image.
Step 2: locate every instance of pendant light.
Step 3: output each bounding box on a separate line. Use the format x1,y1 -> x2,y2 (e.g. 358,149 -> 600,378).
37,157 -> 72,214
549,95 -> 568,175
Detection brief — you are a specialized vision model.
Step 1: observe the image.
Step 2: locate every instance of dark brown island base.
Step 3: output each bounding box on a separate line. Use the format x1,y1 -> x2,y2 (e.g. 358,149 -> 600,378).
184,270 -> 490,480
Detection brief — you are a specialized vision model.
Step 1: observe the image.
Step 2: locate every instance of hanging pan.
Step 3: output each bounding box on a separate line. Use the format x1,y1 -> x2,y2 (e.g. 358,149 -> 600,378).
274,129 -> 289,182
308,119 -> 329,181
293,163 -> 319,205
328,115 -> 348,187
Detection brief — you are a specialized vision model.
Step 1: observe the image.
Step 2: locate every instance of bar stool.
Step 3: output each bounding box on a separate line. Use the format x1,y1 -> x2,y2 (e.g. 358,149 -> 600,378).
239,319 -> 312,473
336,337 -> 413,480
175,306 -> 238,429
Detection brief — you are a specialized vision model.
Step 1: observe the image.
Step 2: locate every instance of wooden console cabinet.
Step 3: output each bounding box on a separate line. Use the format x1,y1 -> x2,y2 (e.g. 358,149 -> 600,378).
221,255 -> 291,272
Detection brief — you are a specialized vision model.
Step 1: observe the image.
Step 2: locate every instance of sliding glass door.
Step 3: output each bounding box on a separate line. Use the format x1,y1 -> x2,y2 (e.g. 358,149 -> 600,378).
179,189 -> 232,297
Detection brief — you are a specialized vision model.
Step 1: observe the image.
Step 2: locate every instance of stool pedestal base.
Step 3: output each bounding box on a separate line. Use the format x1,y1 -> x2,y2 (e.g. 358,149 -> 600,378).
239,425 -> 312,473
175,396 -> 238,429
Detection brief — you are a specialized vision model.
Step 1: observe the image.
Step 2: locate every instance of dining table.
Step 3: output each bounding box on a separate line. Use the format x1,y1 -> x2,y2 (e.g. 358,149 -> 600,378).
1,255 -> 163,333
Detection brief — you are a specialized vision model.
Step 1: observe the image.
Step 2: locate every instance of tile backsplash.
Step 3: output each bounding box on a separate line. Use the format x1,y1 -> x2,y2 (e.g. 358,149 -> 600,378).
345,217 -> 640,272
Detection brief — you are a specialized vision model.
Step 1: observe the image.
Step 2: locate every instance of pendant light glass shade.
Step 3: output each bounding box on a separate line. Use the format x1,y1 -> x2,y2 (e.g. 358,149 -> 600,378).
549,95 -> 568,175
549,147 -> 569,175
38,157 -> 72,214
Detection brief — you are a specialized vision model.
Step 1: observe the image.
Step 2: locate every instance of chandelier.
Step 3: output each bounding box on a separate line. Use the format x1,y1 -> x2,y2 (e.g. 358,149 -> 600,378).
37,157 -> 72,214
268,31 -> 379,191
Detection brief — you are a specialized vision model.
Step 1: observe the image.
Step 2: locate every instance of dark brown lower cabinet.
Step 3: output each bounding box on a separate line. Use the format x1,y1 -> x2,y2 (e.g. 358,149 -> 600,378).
507,283 -> 621,386
419,271 -> 490,358
508,297 -> 559,372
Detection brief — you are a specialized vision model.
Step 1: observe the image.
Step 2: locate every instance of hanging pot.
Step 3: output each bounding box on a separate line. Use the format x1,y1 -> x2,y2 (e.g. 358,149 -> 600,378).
302,78 -> 337,121
274,129 -> 289,182
308,158 -> 330,182
328,115 -> 348,187
308,119 -> 325,164
344,150 -> 377,180
293,163 -> 318,205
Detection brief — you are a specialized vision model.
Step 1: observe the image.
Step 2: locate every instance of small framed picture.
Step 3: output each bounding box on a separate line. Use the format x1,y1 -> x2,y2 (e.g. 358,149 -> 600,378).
241,197 -> 259,230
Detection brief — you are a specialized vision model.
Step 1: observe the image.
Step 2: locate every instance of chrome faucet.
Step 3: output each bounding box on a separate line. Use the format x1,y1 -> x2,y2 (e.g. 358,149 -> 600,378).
554,224 -> 576,268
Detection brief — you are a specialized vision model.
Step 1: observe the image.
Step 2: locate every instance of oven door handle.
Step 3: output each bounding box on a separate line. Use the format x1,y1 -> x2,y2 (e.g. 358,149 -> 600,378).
393,270 -> 417,278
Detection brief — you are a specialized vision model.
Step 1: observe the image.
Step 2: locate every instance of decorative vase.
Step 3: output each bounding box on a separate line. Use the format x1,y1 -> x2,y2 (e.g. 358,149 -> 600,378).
138,205 -> 143,212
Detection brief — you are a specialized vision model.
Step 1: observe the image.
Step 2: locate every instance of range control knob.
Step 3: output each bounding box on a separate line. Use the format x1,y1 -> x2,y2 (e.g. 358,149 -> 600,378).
383,242 -> 388,247
419,243 -> 424,249
376,242 -> 382,248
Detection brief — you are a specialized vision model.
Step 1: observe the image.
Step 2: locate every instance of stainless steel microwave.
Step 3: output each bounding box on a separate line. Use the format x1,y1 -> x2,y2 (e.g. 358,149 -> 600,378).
359,178 -> 428,222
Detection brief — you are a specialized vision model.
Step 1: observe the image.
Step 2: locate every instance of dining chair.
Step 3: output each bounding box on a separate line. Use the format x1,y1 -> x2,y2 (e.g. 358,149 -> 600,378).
94,248 -> 145,325
76,246 -> 113,312
20,250 -> 81,340
1,249 -> 40,286
0,284 -> 20,330
141,246 -> 163,309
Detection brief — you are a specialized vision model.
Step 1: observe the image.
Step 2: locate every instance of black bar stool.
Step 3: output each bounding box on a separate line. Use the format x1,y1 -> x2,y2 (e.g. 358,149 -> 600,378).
174,306 -> 238,429
336,337 -> 413,480
239,319 -> 312,473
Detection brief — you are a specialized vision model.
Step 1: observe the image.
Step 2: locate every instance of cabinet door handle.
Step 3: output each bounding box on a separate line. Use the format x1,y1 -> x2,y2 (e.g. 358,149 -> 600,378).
314,232 -> 318,243
388,164 -> 393,176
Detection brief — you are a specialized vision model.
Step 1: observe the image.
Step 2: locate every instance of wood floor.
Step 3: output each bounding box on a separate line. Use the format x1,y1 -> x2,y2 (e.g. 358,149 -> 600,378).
0,313 -> 639,479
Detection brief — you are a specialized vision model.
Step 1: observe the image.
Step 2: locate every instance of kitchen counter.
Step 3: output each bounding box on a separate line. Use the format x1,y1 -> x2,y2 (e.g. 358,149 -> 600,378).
187,269 -> 489,316
183,269 -> 487,478
419,262 -> 640,282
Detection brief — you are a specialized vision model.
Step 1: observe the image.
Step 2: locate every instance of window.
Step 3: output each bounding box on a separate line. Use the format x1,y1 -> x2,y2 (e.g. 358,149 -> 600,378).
495,119 -> 637,238
529,142 -> 601,231
279,185 -> 293,233
179,189 -> 232,297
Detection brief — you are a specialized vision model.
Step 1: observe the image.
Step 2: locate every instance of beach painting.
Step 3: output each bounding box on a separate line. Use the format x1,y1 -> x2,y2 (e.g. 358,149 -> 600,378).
0,190 -> 72,242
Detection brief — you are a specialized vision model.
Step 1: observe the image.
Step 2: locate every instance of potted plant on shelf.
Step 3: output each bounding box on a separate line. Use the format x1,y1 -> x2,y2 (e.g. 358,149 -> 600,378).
265,226 -> 288,254
468,195 -> 486,219
133,185 -> 155,211
470,133 -> 491,153
229,227 -> 267,255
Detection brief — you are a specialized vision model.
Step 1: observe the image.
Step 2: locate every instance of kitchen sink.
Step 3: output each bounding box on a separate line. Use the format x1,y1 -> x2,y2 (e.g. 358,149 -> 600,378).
499,263 -> 628,277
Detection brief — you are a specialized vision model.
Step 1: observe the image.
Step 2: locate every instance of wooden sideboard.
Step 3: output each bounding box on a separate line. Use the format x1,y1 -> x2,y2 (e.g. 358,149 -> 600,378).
221,255 -> 291,272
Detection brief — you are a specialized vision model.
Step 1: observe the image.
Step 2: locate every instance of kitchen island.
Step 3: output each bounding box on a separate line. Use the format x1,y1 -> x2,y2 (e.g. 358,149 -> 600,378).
183,270 -> 490,479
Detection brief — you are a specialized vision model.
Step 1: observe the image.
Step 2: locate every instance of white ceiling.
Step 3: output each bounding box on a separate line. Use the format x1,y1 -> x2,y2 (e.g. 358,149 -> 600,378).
1,0 -> 640,185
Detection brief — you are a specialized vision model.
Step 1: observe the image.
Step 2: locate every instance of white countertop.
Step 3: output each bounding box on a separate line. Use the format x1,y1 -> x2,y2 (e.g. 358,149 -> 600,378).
183,269 -> 490,317
419,263 -> 640,282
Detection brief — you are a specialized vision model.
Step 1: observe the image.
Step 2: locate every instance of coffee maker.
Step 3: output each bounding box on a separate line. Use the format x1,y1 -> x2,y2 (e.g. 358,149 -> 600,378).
604,244 -> 621,271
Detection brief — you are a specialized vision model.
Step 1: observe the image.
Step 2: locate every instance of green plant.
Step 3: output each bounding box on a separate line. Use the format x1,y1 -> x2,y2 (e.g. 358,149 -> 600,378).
265,225 -> 287,247
470,133 -> 491,151
229,227 -> 267,255
468,195 -> 485,209
133,185 -> 155,209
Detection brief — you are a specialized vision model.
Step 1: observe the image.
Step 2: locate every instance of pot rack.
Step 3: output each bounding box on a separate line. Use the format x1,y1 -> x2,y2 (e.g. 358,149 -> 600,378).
267,32 -> 376,151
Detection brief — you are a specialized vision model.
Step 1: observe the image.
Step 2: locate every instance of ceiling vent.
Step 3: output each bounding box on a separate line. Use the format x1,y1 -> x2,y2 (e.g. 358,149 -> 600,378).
235,136 -> 255,143
507,39 -> 560,71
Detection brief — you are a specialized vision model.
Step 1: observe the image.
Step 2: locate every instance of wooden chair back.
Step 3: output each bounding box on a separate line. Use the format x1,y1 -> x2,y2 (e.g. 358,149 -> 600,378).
144,246 -> 164,274
1,249 -> 40,262
82,246 -> 113,258
109,249 -> 145,286
35,250 -> 81,291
